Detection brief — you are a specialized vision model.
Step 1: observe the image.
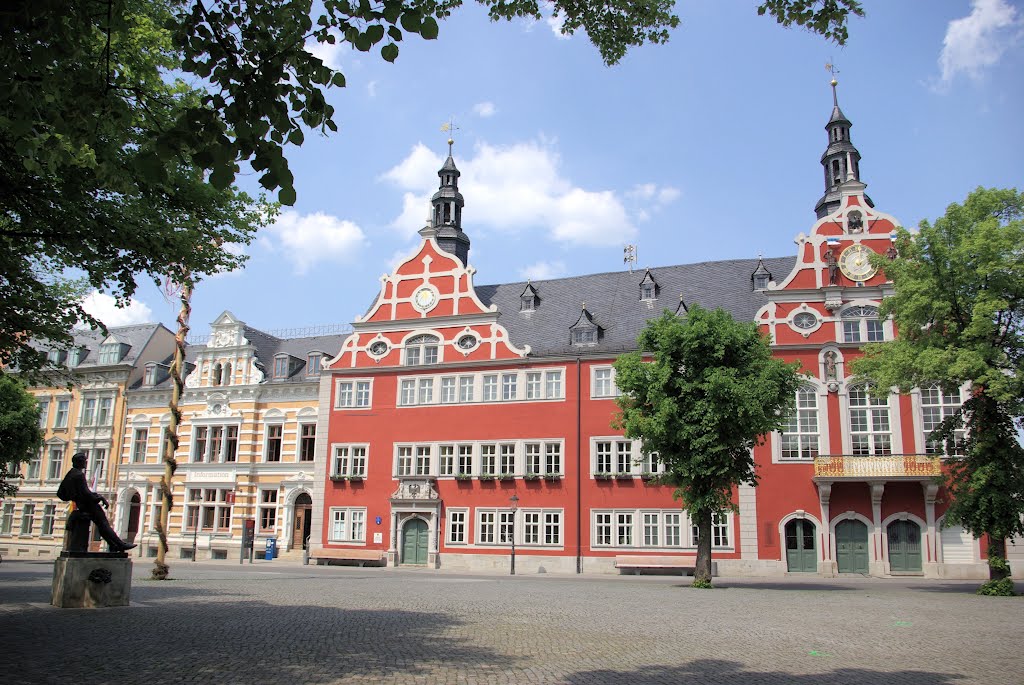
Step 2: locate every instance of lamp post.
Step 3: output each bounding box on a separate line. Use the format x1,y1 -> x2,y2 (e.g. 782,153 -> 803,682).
191,493 -> 202,562
509,494 -> 519,576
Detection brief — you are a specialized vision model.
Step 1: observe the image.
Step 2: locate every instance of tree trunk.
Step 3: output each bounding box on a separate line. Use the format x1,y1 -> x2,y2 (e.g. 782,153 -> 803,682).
988,537 -> 1009,580
693,509 -> 713,585
152,280 -> 192,580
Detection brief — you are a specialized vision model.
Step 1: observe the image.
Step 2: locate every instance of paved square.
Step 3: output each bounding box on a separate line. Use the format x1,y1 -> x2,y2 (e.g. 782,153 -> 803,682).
1,560 -> 1020,684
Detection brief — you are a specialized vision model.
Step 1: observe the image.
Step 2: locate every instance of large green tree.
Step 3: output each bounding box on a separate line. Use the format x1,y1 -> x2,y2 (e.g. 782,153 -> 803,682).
852,187 -> 1024,586
614,307 -> 803,585
0,374 -> 43,497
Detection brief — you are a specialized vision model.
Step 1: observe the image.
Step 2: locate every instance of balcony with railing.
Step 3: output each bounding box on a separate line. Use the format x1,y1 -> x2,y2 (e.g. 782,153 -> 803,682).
813,454 -> 942,480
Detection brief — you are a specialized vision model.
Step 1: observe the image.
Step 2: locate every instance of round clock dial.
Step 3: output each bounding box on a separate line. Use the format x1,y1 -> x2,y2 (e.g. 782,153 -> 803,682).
839,244 -> 876,282
793,312 -> 817,330
413,287 -> 437,311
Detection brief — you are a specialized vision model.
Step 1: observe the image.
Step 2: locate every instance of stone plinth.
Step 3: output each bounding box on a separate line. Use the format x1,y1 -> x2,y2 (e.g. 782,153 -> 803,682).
51,552 -> 132,608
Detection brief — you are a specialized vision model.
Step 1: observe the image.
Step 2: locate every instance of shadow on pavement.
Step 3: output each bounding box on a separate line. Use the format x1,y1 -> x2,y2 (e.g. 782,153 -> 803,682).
670,581 -> 857,592
564,659 -> 964,685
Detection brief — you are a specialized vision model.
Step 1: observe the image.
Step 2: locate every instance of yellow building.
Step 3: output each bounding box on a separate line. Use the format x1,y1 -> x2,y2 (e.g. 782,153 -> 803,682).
117,312 -> 345,561
0,323 -> 175,560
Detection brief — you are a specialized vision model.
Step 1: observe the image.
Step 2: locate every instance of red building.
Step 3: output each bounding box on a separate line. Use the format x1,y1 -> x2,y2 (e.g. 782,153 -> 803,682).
309,87 -> 1006,579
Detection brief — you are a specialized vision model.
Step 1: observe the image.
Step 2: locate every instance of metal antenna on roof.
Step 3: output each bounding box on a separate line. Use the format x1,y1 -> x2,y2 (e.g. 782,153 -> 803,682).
623,244 -> 636,273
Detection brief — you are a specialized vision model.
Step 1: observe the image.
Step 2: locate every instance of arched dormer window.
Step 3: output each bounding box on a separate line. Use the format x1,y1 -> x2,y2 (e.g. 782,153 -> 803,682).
841,305 -> 883,343
639,270 -> 658,302
404,334 -> 440,366
520,282 -> 539,312
751,258 -> 772,292
570,306 -> 601,347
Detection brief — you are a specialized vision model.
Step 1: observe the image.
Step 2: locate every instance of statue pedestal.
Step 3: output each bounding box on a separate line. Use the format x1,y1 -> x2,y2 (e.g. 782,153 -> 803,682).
51,552 -> 132,608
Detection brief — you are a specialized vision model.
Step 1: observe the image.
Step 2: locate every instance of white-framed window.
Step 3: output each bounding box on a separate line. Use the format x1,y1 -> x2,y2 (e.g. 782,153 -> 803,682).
144,363 -> 158,387
592,366 -> 619,398
332,444 -> 368,478
481,444 -> 497,476
545,443 -> 561,475
921,384 -> 966,455
264,424 -> 283,462
525,443 -> 542,476
415,446 -> 431,475
439,445 -> 455,476
526,372 -> 542,399
82,448 -> 106,483
306,353 -> 322,377
1,503 -> 14,535
520,510 -> 563,546
780,386 -> 820,460
459,376 -> 474,403
545,370 -> 562,398
397,446 -> 414,476
38,399 -> 49,429
482,375 -> 498,401
595,441 -> 612,474
192,424 -> 239,463
440,377 -> 457,403
54,399 -> 69,429
591,437 -> 663,476
572,328 -> 597,346
299,423 -> 316,462
336,379 -> 373,409
258,489 -> 278,532
849,384 -> 891,455
329,508 -> 367,542
478,511 -> 496,544
27,452 -> 42,480
97,397 -> 113,425
98,344 -> 122,364
499,444 -> 516,475
400,379 -> 415,406
592,509 -> 729,549
41,504 -> 56,536
131,428 -> 149,463
186,488 -> 233,532
46,446 -> 64,479
448,509 -> 468,544
841,305 -> 884,343
458,445 -> 473,476
273,355 -> 290,378
501,373 -> 517,401
80,398 -> 96,426
418,378 -> 434,404
20,503 -> 36,535
404,334 -> 440,366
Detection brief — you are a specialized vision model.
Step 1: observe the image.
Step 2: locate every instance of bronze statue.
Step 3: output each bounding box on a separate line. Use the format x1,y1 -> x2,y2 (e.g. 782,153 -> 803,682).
824,247 -> 839,285
57,452 -> 135,553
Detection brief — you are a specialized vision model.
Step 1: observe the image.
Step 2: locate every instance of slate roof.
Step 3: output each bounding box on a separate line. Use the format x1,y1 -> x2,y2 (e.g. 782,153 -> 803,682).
41,322 -> 168,369
475,256 -> 796,358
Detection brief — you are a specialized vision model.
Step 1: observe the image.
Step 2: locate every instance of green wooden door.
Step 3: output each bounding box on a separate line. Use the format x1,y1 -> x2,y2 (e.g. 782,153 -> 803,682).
835,519 -> 869,573
887,520 -> 922,572
785,519 -> 818,572
402,518 -> 429,565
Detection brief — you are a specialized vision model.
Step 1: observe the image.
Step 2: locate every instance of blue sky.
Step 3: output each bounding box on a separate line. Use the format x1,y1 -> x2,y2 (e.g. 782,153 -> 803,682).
84,0 -> 1024,338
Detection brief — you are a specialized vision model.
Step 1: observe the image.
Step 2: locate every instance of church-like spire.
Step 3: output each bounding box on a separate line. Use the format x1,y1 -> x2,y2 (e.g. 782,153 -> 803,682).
431,129 -> 470,265
814,76 -> 872,219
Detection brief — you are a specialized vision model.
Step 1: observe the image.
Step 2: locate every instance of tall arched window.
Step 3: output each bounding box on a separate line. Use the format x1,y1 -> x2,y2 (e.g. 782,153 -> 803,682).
849,384 -> 891,455
841,305 -> 884,343
223,362 -> 232,386
404,335 -> 440,366
921,384 -> 965,455
780,385 -> 820,460
212,363 -> 222,386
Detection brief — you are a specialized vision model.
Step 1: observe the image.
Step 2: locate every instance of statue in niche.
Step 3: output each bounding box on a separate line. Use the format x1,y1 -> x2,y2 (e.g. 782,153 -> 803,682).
823,351 -> 838,381
824,248 -> 839,285
848,211 -> 864,233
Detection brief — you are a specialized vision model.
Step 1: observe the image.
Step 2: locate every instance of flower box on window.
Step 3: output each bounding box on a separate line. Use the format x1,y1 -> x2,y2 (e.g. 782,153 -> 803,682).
594,472 -> 613,480
524,473 -> 541,481
455,474 -> 473,481
543,473 -> 562,481
498,473 -> 515,481
329,475 -> 347,482
615,472 -> 633,480
347,475 -> 364,482
640,472 -> 658,482
478,474 -> 496,481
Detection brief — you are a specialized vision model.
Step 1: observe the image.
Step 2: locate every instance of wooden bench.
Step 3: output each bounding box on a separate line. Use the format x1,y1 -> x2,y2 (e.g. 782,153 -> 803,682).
312,548 -> 387,567
614,555 -> 718,576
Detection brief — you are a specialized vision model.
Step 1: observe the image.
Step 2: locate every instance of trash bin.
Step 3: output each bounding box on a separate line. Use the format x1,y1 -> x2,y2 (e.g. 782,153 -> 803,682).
264,537 -> 277,561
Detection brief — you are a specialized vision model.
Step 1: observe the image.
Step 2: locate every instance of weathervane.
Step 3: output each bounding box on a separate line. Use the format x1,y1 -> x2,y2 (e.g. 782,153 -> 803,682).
825,60 -> 840,104
440,118 -> 459,156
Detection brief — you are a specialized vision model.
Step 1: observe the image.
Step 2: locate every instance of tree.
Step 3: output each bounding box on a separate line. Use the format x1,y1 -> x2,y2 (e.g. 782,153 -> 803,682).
852,187 -> 1024,588
0,374 -> 43,497
614,307 -> 803,586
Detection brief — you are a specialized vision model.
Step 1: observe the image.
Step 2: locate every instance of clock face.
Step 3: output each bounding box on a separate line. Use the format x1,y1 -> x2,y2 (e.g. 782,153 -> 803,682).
793,312 -> 817,330
839,244 -> 876,282
413,287 -> 437,311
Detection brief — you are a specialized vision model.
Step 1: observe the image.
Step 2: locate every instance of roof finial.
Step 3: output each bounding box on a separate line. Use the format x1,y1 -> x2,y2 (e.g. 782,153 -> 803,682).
826,60 -> 840,107
441,118 -> 459,157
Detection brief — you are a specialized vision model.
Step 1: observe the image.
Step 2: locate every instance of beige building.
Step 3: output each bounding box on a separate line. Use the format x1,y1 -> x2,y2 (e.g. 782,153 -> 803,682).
1,323 -> 175,560
117,312 -> 345,562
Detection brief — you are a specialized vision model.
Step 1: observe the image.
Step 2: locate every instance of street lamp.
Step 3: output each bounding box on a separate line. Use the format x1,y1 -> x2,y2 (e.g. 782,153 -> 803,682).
509,494 -> 519,576
191,492 -> 202,562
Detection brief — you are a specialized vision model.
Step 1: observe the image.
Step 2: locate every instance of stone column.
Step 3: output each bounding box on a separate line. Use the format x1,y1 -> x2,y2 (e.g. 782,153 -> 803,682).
869,481 -> 886,576
923,481 -> 940,577
817,482 -> 834,576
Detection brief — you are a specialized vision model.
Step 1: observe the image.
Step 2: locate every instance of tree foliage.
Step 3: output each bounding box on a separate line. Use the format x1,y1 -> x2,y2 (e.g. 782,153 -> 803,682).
852,187 -> 1024,579
614,307 -> 803,584
0,374 -> 43,497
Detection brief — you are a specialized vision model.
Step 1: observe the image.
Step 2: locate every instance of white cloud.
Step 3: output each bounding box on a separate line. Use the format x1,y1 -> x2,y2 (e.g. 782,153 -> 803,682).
81,291 -> 154,327
265,210 -> 368,274
938,0 -> 1021,86
546,13 -> 570,41
381,140 -> 638,247
307,34 -> 345,71
520,260 -> 567,281
367,80 -> 378,97
473,101 -> 497,117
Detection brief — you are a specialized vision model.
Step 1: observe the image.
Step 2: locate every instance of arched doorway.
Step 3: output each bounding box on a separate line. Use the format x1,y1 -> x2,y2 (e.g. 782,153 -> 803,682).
401,518 -> 429,565
293,493 -> 312,550
785,519 -> 817,572
887,519 -> 922,572
835,519 -> 869,574
126,493 -> 141,543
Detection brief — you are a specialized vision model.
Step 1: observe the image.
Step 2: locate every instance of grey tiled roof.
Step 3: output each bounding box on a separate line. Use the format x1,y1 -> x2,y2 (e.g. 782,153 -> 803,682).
475,256 -> 796,358
60,322 -> 168,368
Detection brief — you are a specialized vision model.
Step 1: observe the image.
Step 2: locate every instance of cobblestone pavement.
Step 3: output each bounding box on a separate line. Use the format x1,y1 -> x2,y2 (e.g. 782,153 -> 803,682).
1,559 -> 1020,685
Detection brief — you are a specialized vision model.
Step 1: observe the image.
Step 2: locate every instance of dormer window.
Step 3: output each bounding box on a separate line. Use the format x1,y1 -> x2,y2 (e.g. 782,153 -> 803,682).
572,329 -> 597,345
69,347 -> 85,366
273,355 -> 289,378
404,334 -> 440,366
639,270 -> 658,302
144,363 -> 158,387
47,348 -> 66,364
751,258 -> 772,292
520,282 -> 539,313
307,353 -> 322,377
570,306 -> 601,347
753,274 -> 769,290
98,343 -> 125,365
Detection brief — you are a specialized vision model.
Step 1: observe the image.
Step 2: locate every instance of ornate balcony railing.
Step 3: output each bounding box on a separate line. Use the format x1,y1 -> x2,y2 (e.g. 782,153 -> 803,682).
813,454 -> 942,478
